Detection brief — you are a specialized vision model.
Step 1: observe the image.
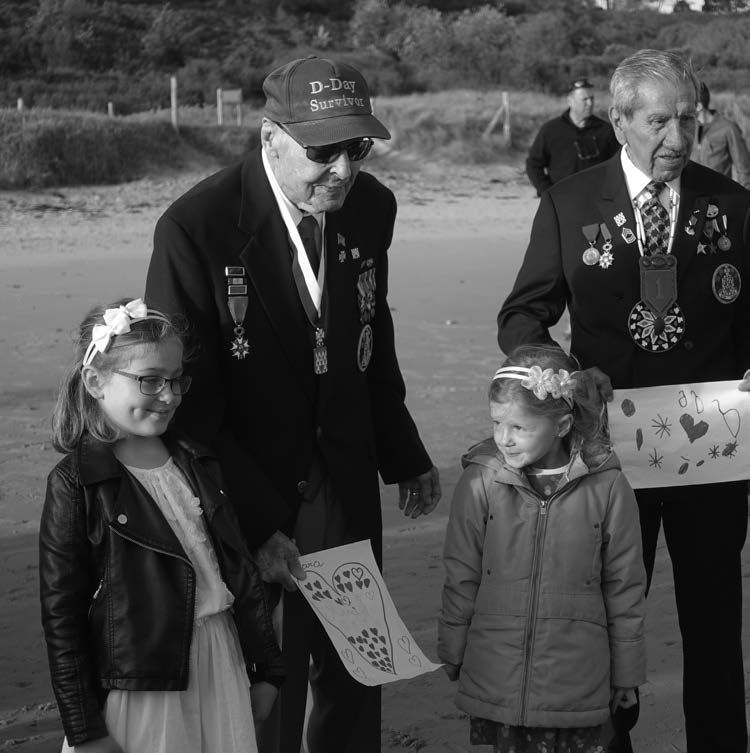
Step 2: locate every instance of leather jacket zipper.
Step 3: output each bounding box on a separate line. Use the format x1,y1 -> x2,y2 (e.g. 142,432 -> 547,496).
110,525 -> 193,568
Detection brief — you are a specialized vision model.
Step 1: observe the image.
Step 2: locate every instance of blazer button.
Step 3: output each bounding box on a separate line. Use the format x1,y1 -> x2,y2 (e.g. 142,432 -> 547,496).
297,480 -> 308,494
117,514 -> 128,525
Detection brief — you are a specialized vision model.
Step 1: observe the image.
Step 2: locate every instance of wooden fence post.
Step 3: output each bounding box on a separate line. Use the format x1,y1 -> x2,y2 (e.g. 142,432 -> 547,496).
107,101 -> 115,118
17,98 -> 24,112
482,91 -> 512,146
170,76 -> 179,132
216,88 -> 223,126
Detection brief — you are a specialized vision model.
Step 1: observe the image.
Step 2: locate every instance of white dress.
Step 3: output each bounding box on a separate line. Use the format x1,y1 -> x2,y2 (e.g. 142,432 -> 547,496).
62,457 -> 258,753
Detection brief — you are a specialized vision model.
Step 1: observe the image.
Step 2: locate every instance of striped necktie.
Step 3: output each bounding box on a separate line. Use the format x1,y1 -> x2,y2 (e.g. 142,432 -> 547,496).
640,181 -> 670,255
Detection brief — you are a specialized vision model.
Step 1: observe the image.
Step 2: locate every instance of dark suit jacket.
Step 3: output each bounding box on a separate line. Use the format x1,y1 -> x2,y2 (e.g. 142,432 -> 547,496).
145,149 -> 432,551
499,154 -> 750,389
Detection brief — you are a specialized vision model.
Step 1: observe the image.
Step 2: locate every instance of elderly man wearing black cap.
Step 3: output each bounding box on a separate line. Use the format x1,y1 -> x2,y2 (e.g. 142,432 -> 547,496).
526,78 -> 620,197
146,56 -> 441,753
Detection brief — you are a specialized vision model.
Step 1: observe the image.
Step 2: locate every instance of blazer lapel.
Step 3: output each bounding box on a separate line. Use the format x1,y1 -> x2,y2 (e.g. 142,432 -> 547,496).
237,151 -> 314,399
674,162 -> 710,285
596,155 -> 640,269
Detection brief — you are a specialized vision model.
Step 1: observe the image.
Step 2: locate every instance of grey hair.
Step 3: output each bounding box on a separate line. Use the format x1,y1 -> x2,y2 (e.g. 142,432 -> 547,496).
610,49 -> 699,119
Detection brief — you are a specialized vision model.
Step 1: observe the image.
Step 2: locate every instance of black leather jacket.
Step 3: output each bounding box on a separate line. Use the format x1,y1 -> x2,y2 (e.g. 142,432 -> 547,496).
39,432 -> 283,747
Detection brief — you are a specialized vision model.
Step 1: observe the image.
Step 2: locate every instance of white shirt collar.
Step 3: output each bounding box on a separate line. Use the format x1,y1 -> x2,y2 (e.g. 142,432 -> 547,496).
261,147 -> 324,231
620,146 -> 681,203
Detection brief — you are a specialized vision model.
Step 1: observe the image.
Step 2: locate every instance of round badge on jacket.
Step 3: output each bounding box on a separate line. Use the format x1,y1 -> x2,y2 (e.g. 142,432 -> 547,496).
712,263 -> 741,304
357,324 -> 373,372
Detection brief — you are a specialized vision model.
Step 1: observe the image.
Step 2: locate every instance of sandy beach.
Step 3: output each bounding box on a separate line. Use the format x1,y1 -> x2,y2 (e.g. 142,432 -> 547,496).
0,153 -> 747,752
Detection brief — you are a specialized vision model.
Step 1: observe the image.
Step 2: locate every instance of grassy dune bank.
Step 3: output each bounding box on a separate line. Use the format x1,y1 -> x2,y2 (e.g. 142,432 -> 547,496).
3,89 -> 750,189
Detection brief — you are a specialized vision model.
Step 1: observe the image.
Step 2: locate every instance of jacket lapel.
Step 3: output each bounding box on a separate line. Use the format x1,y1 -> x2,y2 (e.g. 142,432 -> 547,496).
237,151 -> 314,399
674,162 -> 710,285
596,155 -> 640,286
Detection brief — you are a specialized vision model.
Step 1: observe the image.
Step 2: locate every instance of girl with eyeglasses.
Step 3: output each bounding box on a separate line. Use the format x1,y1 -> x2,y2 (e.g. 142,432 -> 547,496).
40,298 -> 282,753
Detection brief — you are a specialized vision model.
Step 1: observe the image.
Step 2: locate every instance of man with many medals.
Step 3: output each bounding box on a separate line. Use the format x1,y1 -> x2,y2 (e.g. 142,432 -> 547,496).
146,56 -> 440,753
498,49 -> 750,753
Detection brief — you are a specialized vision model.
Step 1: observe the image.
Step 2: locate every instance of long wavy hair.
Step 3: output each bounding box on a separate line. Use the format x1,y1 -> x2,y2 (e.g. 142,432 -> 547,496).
51,298 -> 182,453
489,344 -> 611,468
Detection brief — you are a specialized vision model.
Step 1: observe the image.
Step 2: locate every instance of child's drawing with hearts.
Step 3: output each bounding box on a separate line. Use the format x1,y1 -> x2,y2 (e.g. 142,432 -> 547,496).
302,565 -> 395,675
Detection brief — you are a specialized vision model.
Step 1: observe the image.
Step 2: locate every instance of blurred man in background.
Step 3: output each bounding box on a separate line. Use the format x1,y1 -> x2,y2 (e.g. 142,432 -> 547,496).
693,81 -> 750,188
525,77 -> 619,197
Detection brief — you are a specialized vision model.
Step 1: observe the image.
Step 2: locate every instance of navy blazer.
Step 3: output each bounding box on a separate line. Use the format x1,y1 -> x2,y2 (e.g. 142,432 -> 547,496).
145,149 -> 432,551
498,154 -> 750,389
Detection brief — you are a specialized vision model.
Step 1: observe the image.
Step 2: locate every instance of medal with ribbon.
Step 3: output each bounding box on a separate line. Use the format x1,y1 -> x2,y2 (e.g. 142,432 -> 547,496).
356,264 -> 376,371
628,254 -> 685,352
628,185 -> 685,352
225,266 -> 250,360
581,223 -> 600,266
599,222 -> 614,268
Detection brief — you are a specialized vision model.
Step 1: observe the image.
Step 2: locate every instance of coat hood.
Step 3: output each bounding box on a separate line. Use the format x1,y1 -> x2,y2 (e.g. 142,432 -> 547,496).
461,437 -> 621,489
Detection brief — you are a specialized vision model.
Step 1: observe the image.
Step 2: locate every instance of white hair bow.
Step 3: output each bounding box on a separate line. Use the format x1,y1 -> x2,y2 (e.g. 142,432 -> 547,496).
83,299 -> 163,367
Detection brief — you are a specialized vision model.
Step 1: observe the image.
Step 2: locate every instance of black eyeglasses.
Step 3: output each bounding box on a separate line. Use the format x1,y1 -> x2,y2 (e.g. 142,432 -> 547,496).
113,369 -> 192,396
277,123 -> 373,164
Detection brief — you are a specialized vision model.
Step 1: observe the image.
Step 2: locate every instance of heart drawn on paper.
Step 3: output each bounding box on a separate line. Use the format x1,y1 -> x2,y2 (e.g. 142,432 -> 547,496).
303,563 -> 395,675
679,413 -> 709,443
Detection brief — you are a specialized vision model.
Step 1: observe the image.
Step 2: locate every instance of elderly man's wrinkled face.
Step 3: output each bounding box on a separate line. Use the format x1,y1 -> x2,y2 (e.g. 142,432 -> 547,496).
261,120 -> 361,214
610,78 -> 697,183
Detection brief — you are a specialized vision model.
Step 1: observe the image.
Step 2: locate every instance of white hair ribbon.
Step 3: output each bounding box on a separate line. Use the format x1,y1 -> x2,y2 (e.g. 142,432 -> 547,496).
493,365 -> 577,408
82,299 -> 169,367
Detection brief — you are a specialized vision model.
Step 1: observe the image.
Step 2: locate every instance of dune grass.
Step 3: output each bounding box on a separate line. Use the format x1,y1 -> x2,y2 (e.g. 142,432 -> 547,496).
3,88 -> 750,189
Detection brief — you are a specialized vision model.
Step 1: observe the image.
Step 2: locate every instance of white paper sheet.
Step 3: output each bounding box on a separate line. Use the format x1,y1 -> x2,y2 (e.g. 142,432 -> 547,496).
609,380 -> 750,488
296,540 -> 442,686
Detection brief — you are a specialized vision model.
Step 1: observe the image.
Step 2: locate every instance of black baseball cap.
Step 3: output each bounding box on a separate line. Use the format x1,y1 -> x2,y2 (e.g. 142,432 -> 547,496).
263,56 -> 391,147
570,77 -> 594,91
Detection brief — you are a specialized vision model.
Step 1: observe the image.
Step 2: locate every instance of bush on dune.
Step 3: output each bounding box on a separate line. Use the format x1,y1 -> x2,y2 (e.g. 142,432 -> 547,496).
0,109 -> 182,188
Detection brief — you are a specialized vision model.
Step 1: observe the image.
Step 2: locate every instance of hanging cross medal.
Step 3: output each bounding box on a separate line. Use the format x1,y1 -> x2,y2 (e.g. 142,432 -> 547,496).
598,222 -> 614,268
225,266 -> 250,360
581,223 -> 600,266
703,219 -> 718,254
628,254 -> 685,352
313,327 -> 328,374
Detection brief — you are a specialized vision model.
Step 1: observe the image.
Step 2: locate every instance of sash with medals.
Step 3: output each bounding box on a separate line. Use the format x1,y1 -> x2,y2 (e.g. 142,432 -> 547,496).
291,233 -> 329,375
628,188 -> 685,352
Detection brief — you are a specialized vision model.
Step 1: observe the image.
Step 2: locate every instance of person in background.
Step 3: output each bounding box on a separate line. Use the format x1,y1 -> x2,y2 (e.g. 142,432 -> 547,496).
439,344 -> 645,753
693,81 -> 750,189
145,56 -> 441,753
525,77 -> 620,197
498,49 -> 750,753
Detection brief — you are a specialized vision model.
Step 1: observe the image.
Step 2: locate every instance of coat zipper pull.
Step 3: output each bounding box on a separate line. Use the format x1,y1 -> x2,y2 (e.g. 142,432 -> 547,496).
540,498 -> 548,515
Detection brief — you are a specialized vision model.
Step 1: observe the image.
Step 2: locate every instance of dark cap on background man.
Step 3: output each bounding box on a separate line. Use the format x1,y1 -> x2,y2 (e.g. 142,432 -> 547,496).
570,77 -> 593,92
263,56 -> 391,147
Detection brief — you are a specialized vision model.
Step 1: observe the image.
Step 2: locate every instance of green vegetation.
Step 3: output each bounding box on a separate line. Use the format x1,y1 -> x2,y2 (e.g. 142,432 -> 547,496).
3,0 -> 750,113
3,0 -> 750,188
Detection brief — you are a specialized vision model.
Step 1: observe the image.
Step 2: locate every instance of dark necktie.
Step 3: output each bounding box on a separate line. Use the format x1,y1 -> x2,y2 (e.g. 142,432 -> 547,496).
298,216 -> 322,276
640,181 -> 670,255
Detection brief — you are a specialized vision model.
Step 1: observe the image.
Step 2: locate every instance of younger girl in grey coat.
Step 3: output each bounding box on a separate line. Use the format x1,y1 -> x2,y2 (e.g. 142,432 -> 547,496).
438,345 -> 646,753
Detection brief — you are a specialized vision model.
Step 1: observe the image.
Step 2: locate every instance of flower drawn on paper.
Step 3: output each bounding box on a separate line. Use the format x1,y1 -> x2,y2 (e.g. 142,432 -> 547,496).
648,448 -> 663,469
709,445 -> 720,459
650,413 -> 672,439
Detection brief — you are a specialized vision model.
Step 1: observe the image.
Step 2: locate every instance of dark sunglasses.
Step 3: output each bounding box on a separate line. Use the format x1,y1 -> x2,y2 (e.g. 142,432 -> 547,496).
277,123 -> 373,164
